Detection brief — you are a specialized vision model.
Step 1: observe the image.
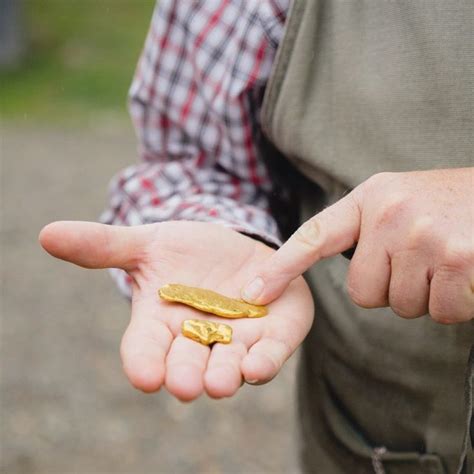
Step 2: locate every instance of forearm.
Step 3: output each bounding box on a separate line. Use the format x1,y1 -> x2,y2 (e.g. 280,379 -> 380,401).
101,161 -> 282,246
102,0 -> 290,297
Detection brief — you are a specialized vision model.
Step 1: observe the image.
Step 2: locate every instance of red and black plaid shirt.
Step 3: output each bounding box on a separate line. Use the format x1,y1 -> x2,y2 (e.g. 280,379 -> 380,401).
101,0 -> 290,297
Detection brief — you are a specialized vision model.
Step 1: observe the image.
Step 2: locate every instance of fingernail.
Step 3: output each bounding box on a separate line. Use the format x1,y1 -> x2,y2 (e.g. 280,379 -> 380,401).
242,277 -> 264,302
245,379 -> 259,385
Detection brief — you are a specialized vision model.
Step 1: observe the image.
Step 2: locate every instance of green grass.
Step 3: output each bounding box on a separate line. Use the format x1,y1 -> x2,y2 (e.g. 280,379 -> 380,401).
0,0 -> 156,124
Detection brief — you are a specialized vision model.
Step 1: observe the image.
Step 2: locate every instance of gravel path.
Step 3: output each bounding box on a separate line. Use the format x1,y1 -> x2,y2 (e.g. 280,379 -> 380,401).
1,123 -> 300,474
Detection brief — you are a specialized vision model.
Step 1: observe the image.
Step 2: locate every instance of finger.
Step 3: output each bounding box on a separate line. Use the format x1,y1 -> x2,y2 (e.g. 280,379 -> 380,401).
242,280 -> 314,384
388,253 -> 430,318
241,192 -> 361,305
121,297 -> 173,393
204,341 -> 247,399
241,337 -> 292,385
346,242 -> 390,308
429,268 -> 474,324
39,220 -> 153,271
165,336 -> 210,401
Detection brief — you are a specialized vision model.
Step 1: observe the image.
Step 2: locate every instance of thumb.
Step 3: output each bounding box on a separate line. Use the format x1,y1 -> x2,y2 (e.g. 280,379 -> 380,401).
39,221 -> 153,271
241,191 -> 361,304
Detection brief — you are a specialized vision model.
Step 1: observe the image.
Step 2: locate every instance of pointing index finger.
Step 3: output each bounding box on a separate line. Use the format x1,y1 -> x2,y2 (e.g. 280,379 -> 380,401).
241,192 -> 361,304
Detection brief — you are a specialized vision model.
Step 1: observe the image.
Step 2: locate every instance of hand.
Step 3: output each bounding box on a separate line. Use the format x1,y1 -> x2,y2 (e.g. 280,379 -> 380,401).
39,221 -> 314,400
242,168 -> 474,324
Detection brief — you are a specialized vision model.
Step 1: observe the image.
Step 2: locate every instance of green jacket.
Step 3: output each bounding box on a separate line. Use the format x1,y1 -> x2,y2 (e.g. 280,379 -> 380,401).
262,1 -> 473,472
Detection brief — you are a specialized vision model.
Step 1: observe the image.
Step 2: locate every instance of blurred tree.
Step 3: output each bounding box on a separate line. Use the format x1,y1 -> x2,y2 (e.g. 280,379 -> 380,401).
1,0 -> 155,123
0,0 -> 27,70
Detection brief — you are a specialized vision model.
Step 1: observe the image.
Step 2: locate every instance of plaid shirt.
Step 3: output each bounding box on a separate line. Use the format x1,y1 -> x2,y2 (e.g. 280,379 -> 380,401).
101,0 -> 290,297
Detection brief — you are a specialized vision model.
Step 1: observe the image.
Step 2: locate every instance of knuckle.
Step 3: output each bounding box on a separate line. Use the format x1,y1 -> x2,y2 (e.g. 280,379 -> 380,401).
375,192 -> 409,227
365,172 -> 394,188
430,274 -> 473,322
294,217 -> 322,252
346,281 -> 369,308
389,279 -> 429,318
440,241 -> 474,272
346,264 -> 386,308
429,307 -> 457,325
406,216 -> 435,248
390,304 -> 421,319
428,293 -> 461,324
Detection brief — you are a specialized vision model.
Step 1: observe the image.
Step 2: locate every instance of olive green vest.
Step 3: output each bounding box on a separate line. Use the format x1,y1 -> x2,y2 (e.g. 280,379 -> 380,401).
261,1 -> 473,473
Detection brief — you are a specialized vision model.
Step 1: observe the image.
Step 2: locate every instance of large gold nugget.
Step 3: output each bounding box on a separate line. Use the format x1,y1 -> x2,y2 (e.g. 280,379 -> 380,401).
158,283 -> 268,318
182,319 -> 232,346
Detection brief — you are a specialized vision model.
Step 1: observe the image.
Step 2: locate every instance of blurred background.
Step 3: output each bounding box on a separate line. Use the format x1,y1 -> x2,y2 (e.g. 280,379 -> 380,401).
1,1 -> 299,473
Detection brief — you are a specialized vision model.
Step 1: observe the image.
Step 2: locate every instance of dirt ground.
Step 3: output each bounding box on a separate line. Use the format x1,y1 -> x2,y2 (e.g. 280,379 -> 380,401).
0,122 -> 300,474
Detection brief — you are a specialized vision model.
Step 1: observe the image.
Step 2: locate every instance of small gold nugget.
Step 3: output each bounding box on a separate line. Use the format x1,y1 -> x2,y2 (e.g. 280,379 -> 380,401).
182,319 -> 232,345
158,283 -> 268,318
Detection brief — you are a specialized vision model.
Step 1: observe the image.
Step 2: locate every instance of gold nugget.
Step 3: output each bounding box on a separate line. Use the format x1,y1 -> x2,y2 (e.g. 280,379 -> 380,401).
182,319 -> 232,345
158,283 -> 267,318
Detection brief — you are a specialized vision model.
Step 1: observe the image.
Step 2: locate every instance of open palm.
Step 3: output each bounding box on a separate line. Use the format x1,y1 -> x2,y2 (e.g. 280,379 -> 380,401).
40,220 -> 314,400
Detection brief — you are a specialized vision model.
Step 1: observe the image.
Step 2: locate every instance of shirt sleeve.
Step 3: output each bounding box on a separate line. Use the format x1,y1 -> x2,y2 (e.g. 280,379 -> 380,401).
100,0 -> 290,297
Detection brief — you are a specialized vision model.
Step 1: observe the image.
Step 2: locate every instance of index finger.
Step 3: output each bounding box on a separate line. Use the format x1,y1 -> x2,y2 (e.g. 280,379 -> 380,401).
241,192 -> 361,305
